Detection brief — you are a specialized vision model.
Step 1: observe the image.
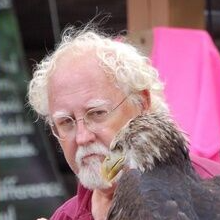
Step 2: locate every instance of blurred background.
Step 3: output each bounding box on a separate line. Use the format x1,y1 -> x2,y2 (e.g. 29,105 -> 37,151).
0,0 -> 220,219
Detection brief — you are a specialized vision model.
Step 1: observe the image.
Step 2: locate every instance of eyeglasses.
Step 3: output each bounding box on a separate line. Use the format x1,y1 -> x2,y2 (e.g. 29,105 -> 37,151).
50,96 -> 129,140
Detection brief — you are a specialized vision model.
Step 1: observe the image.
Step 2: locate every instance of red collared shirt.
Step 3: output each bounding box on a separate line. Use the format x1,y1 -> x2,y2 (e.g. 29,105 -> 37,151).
50,155 -> 220,220
50,184 -> 93,220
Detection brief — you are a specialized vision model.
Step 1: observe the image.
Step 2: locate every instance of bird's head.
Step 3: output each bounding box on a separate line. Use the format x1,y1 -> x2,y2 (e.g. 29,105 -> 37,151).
101,113 -> 189,182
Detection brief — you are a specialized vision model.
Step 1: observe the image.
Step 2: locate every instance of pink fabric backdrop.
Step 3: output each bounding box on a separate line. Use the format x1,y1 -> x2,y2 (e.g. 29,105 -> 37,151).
151,27 -> 220,166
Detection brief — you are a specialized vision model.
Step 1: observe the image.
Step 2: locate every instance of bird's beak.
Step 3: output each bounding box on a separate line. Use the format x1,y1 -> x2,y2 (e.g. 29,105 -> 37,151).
101,153 -> 125,182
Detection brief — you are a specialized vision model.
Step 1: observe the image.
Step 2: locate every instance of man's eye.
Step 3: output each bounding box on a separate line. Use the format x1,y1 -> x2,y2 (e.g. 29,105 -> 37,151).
57,117 -> 73,127
94,110 -> 108,116
87,109 -> 108,122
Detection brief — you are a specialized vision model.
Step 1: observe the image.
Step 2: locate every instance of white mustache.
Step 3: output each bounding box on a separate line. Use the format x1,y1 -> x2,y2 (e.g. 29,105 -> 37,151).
75,143 -> 109,166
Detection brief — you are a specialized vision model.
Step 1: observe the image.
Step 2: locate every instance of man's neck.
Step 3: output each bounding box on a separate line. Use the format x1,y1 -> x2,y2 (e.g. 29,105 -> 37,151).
91,186 -> 116,220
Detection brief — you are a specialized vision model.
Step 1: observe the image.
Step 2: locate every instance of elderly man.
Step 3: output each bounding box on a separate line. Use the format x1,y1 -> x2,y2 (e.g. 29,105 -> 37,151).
28,26 -> 175,220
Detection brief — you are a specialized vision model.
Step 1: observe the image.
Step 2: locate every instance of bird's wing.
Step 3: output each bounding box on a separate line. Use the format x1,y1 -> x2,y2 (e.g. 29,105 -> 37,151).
107,167 -> 199,220
190,175 -> 220,219
202,175 -> 220,195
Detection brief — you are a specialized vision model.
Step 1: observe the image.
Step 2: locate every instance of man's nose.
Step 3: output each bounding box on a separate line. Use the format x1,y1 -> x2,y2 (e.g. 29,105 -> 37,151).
75,120 -> 96,146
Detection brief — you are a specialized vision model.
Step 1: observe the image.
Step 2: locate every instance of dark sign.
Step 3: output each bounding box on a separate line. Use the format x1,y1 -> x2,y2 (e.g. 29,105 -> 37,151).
0,1 -> 67,219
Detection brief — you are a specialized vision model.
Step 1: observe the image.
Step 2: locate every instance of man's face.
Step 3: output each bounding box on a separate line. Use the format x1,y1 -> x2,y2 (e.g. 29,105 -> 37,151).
48,51 -> 144,189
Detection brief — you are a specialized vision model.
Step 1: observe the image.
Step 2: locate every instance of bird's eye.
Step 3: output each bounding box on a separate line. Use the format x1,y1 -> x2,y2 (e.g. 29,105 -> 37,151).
115,143 -> 123,151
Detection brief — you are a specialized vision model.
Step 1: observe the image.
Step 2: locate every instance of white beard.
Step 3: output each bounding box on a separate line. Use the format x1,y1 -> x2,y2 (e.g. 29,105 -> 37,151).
75,143 -> 111,190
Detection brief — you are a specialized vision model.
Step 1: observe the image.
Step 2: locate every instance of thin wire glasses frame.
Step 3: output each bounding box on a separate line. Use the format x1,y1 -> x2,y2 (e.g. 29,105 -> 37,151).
50,95 -> 130,140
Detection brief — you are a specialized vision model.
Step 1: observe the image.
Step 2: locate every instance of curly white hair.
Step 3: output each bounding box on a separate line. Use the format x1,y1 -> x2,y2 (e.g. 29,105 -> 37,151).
28,26 -> 169,119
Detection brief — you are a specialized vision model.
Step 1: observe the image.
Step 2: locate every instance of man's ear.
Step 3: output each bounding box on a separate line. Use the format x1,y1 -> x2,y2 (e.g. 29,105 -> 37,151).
140,90 -> 151,111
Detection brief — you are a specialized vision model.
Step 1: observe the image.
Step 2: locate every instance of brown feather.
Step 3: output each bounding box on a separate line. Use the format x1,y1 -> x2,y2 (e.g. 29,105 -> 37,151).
107,113 -> 220,220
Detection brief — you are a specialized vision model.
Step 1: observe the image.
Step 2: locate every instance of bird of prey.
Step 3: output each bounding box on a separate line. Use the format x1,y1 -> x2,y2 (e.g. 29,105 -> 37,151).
101,113 -> 220,220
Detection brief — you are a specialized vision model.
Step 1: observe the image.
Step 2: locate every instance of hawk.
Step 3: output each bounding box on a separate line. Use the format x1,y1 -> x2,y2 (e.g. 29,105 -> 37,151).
101,113 -> 220,220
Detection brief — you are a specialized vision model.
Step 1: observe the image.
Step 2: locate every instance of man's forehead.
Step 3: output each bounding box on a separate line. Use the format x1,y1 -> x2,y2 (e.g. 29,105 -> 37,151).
52,98 -> 112,118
